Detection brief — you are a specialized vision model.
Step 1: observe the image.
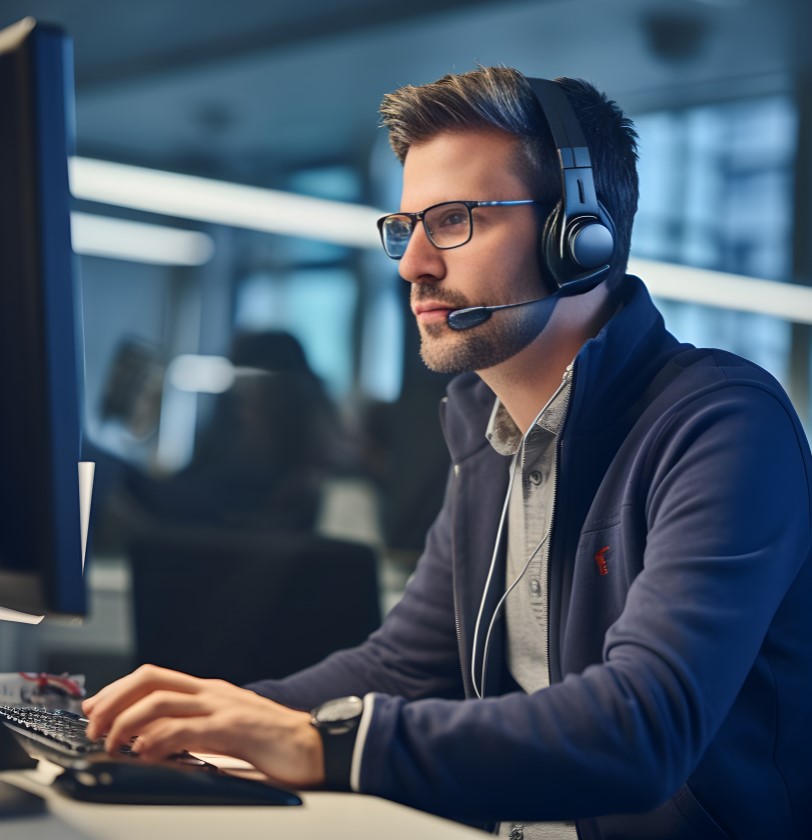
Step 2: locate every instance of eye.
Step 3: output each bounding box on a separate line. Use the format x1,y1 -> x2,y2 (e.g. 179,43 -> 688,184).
427,204 -> 468,235
434,208 -> 468,229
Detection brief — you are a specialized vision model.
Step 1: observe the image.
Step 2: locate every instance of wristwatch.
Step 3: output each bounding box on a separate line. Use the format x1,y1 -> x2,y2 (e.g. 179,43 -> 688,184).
310,695 -> 364,791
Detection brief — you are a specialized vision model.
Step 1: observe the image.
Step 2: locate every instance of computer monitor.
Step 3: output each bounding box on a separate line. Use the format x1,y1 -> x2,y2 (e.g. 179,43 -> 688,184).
0,18 -> 90,625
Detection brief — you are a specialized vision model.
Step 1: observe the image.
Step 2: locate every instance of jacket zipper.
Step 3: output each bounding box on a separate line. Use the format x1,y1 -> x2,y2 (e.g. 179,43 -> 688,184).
451,461 -> 476,699
543,363 -> 581,840
441,394 -> 477,700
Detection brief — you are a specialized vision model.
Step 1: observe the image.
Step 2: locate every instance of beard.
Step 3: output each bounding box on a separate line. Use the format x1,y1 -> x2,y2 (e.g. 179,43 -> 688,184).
413,286 -> 557,375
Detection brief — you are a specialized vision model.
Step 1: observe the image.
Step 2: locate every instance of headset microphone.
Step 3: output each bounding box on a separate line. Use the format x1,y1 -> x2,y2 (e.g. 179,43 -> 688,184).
447,298 -> 548,331
446,264 -> 610,331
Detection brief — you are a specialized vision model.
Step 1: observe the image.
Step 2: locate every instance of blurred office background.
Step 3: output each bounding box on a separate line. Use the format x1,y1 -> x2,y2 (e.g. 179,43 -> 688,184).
2,0 -> 811,688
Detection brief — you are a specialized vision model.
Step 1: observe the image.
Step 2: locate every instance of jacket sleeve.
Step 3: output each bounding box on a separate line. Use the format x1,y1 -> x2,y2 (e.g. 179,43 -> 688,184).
348,383 -> 812,823
244,471 -> 466,711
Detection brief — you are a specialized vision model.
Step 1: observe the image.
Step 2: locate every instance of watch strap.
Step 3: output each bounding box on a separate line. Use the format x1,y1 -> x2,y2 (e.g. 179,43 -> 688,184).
311,696 -> 364,791
319,721 -> 359,791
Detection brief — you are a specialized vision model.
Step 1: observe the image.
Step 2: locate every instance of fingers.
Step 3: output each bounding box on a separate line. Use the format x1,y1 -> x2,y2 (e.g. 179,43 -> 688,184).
84,665 -> 202,741
129,717 -> 206,761
103,690 -> 207,754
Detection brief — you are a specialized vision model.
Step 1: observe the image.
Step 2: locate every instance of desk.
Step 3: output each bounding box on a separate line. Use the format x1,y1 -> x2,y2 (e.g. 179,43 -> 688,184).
0,769 -> 486,840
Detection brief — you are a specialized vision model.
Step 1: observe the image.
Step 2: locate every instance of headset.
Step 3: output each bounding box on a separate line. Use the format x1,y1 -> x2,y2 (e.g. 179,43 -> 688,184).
528,77 -> 616,295
446,78 -> 618,331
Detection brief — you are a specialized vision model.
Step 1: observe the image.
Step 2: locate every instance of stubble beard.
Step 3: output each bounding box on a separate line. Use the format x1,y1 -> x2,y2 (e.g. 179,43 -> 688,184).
418,310 -> 545,374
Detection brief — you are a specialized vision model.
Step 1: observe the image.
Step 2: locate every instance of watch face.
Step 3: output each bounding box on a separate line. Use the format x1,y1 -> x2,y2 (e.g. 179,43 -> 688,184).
313,696 -> 363,734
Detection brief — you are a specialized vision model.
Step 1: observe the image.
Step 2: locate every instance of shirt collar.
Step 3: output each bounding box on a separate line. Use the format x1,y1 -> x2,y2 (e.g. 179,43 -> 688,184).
485,367 -> 573,457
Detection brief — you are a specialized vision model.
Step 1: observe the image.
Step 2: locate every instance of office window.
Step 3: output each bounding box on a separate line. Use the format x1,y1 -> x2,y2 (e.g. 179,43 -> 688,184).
632,95 -> 797,383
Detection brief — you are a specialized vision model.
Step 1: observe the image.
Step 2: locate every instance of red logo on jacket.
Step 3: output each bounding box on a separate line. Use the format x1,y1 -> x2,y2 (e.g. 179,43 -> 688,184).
594,545 -> 610,576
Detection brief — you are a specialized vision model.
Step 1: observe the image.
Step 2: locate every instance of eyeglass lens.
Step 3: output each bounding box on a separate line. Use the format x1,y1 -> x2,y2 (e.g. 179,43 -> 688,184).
424,203 -> 471,248
382,202 -> 471,258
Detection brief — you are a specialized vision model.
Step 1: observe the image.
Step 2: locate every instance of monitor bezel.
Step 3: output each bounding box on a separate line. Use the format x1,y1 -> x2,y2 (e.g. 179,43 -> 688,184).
0,18 -> 86,622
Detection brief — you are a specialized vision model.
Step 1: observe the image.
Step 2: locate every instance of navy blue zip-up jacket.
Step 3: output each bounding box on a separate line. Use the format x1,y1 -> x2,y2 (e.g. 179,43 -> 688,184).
248,277 -> 812,838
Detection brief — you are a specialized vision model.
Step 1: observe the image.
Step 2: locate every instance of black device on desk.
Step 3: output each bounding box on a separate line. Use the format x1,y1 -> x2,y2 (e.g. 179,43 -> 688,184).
53,761 -> 302,806
0,705 -> 302,806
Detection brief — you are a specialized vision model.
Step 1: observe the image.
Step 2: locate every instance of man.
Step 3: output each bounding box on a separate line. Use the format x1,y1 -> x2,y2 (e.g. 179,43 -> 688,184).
84,68 -> 812,838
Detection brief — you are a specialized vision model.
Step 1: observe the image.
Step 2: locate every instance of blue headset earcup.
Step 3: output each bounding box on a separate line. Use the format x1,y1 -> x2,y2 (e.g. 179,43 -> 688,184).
541,200 -> 616,290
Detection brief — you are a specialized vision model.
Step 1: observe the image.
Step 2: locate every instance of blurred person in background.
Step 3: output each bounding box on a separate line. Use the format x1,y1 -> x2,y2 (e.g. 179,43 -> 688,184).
119,330 -> 352,532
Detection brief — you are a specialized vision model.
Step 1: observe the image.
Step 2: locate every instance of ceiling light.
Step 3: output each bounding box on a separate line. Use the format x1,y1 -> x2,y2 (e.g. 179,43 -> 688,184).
629,258 -> 812,326
69,157 -> 383,249
71,212 -> 214,266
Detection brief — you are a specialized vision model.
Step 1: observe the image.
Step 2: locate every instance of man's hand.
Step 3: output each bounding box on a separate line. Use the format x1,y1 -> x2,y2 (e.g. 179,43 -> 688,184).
82,664 -> 325,788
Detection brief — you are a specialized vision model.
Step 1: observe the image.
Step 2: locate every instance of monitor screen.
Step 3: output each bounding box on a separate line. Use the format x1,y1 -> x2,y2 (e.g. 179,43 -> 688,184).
0,18 -> 89,624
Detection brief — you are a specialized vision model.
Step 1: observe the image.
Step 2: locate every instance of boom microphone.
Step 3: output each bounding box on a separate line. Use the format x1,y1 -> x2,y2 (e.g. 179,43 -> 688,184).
446,264 -> 610,331
447,298 -> 545,330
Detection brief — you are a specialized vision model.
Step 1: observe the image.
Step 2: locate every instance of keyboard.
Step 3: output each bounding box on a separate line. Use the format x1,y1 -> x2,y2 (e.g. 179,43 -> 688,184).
0,704 -> 209,768
0,704 -> 116,762
0,704 -> 302,806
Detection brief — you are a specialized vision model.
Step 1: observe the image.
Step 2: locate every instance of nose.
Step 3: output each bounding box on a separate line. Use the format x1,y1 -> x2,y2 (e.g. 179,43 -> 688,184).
398,220 -> 446,286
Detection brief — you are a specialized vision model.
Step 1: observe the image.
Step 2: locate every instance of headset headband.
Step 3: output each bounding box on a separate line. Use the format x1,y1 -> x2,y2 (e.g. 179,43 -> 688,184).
527,78 -> 602,221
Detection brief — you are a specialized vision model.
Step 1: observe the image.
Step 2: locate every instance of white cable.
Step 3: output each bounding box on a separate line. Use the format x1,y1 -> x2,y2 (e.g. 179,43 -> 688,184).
470,372 -> 571,699
478,528 -> 550,696
470,454 -> 517,698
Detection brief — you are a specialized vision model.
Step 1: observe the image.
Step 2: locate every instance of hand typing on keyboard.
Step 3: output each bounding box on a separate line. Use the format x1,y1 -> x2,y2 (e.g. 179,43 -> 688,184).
0,704 -> 210,766
82,665 -> 325,789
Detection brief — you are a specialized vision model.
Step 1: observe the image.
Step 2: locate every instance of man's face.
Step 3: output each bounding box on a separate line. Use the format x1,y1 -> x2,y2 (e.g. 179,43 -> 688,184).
398,129 -> 549,375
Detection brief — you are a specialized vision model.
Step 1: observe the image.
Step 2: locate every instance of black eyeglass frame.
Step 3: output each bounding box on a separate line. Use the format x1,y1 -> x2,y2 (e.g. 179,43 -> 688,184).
376,199 -> 543,260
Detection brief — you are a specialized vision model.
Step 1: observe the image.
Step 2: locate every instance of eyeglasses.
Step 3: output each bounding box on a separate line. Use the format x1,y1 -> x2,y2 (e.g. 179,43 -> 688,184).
377,199 -> 543,260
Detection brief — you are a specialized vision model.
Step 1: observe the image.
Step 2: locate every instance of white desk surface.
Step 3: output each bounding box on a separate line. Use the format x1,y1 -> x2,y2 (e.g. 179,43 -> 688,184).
0,768 -> 486,840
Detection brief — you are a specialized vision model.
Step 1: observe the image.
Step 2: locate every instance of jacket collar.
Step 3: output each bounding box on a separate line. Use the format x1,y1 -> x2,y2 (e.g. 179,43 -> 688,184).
440,276 -> 684,460
566,275 -> 683,438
